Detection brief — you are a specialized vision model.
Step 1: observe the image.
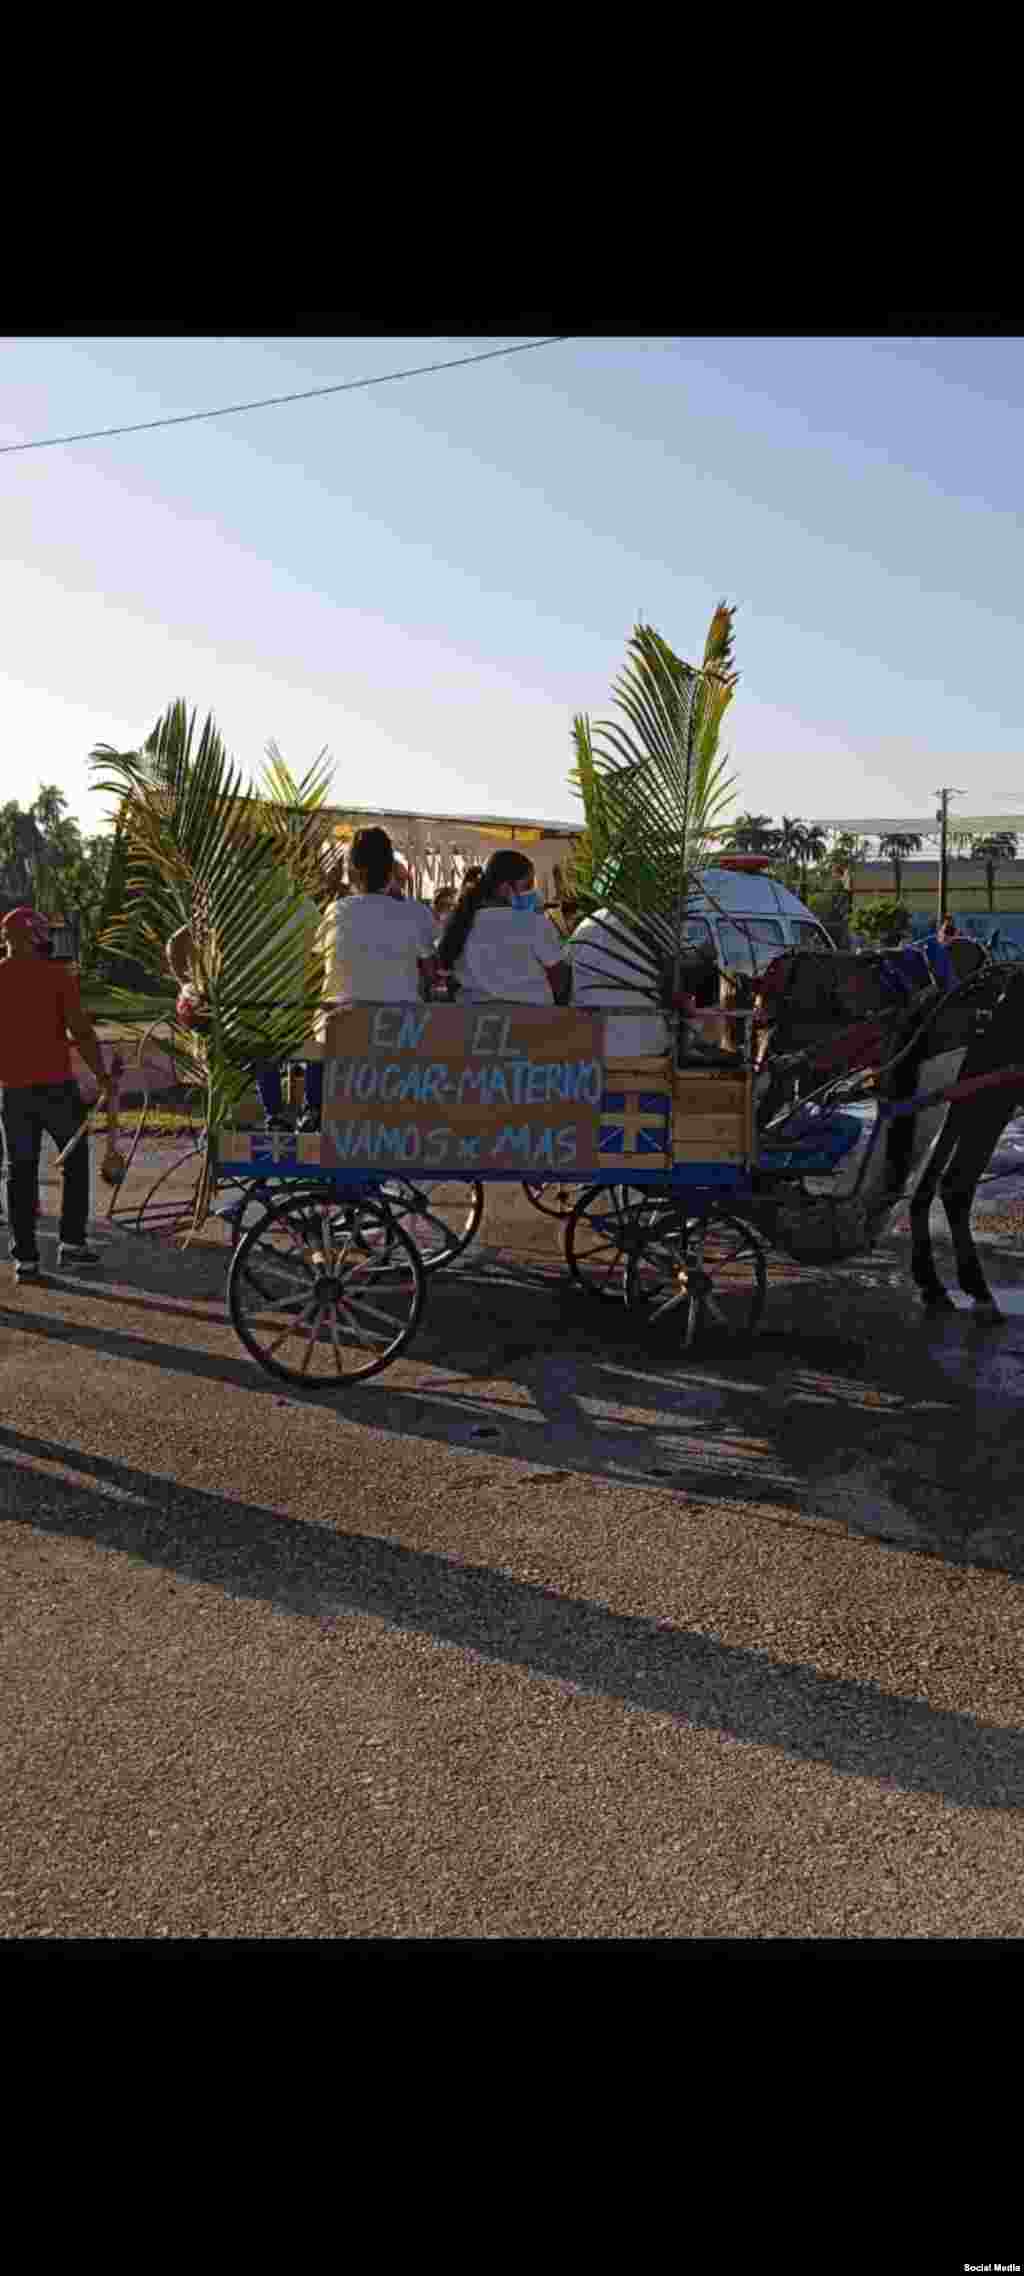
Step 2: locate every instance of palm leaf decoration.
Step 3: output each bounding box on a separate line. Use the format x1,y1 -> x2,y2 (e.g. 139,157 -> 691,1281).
568,713 -> 615,897
568,606 -> 740,1005
91,703 -> 329,1228
255,740 -> 346,907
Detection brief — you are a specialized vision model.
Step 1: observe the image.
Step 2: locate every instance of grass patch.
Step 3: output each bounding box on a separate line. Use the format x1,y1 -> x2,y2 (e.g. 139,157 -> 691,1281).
82,990 -> 176,1024
118,1108 -> 200,1138
116,1105 -> 264,1136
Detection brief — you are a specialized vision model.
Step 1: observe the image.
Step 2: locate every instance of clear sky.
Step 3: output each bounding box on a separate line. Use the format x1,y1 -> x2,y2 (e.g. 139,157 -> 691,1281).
4,334 -> 1023,838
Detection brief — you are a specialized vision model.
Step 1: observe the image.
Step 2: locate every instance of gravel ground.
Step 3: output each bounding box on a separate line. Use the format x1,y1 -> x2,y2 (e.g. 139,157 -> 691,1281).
2,1161 -> 1023,1939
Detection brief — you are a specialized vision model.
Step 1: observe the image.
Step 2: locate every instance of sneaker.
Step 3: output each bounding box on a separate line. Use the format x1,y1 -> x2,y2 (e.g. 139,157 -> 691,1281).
296,1110 -> 322,1134
57,1242 -> 102,1271
14,1258 -> 40,1283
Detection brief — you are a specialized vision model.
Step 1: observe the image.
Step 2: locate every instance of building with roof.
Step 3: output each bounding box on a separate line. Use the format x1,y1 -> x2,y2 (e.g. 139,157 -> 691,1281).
848,857 -> 1024,917
317,804 -> 580,901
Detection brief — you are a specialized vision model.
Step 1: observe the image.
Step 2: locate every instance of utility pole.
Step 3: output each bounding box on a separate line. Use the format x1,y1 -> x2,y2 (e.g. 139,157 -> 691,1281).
934,787 -> 964,924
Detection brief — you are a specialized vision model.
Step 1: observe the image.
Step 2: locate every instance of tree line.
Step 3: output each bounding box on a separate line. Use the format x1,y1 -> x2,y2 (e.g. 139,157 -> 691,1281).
0,787 -> 142,984
719,814 -> 1020,927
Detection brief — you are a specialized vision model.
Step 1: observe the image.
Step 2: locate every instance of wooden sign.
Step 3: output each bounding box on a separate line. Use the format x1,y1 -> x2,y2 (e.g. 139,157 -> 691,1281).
321,1003 -> 607,1175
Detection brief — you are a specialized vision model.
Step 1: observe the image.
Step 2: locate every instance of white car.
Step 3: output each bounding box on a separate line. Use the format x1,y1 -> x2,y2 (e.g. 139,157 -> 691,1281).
680,862 -> 835,975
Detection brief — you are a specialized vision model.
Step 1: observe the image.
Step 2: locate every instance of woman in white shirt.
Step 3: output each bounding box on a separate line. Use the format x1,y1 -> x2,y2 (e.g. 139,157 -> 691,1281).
320,826 -> 436,1007
436,850 -> 570,1005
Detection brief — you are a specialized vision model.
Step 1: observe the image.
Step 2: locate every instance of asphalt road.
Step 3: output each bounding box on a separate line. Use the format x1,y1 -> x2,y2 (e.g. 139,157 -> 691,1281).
3,1154 -> 1024,1938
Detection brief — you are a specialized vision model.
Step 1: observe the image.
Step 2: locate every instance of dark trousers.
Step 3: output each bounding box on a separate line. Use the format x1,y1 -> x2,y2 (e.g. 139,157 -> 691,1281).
0,1081 -> 90,1262
254,1061 -> 324,1118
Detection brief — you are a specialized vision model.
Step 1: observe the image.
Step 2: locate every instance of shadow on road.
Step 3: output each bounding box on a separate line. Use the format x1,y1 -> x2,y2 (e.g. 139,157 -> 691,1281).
4,1237 -> 1024,1570
2,1422 -> 1021,1814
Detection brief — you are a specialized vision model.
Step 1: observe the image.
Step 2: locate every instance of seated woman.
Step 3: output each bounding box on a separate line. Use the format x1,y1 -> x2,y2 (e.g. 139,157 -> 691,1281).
435,851 -> 570,1005
565,906 -> 670,1060
320,825 -> 436,1010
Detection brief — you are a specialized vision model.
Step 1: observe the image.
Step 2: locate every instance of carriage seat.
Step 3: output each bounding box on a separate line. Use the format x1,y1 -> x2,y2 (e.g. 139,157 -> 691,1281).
758,1106 -> 865,1175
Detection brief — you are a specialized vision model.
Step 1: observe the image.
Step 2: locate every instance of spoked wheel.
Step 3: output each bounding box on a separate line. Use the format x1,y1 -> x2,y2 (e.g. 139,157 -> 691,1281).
366,1178 -> 485,1272
521,1180 -> 580,1219
218,1178 -> 306,1294
624,1209 -> 767,1350
564,1184 -> 660,1302
228,1190 -> 426,1388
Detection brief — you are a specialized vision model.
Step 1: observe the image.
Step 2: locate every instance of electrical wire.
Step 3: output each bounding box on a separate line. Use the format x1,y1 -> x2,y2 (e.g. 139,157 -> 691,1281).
0,336 -> 573,457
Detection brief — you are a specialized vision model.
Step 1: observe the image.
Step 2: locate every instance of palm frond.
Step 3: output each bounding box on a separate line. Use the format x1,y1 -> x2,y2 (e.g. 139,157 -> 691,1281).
565,607 -> 741,1002
255,743 -> 339,905
568,714 -> 617,896
260,740 -> 335,812
90,703 -> 331,1193
701,599 -> 737,678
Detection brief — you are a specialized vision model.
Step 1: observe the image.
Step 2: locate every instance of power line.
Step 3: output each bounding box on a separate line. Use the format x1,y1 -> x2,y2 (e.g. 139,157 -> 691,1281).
0,336 -> 573,457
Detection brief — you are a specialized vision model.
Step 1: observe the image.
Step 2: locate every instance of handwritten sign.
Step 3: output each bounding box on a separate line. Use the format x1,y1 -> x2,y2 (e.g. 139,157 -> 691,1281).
321,1004 -> 608,1174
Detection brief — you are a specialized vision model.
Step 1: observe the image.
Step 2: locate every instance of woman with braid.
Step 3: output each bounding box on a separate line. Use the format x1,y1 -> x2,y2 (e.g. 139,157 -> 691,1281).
435,850 -> 570,1006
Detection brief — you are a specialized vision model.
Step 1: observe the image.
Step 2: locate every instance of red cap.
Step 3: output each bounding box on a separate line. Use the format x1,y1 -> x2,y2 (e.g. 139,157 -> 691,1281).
2,906 -> 50,947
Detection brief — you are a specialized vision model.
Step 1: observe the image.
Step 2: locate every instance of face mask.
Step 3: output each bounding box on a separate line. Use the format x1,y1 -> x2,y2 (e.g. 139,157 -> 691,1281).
511,888 -> 541,912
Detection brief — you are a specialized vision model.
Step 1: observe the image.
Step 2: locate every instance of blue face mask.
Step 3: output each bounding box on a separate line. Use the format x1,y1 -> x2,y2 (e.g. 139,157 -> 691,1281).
511,888 -> 542,912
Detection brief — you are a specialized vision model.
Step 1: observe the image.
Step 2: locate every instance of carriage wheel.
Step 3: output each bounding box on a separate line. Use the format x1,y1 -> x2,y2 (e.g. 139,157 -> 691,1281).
365,1178 -> 485,1272
228,1190 -> 426,1388
521,1180 -> 579,1219
564,1184 -> 659,1302
624,1209 -> 767,1349
218,1178 -> 321,1294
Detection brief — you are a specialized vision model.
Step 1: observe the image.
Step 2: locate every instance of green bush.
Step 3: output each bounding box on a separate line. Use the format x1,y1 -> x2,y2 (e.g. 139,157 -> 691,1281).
855,899 -> 911,945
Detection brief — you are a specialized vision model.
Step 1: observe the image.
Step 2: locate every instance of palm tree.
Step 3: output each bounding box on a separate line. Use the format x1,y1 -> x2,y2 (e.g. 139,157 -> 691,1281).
878,831 -> 923,905
568,603 -> 740,1002
828,830 -> 868,883
796,822 -> 827,893
777,816 -> 806,868
968,830 -> 1018,913
0,800 -> 49,905
91,703 -> 329,1230
720,812 -> 780,856
823,832 -> 869,927
774,814 -> 823,894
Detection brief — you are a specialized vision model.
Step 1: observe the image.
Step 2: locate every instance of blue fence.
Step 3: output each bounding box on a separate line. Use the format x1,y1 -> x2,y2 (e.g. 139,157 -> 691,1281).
905,914 -> 1024,961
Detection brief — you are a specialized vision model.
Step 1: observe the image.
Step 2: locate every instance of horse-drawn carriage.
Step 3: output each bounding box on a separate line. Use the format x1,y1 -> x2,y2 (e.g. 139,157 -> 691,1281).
195,930 -> 1022,1389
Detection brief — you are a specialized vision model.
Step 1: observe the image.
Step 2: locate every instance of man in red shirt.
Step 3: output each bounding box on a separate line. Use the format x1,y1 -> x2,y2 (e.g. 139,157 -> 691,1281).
0,908 -> 110,1283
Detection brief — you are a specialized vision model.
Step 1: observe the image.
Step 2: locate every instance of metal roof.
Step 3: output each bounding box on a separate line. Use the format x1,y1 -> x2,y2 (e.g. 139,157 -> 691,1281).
320,803 -> 577,836
809,815 -> 1024,835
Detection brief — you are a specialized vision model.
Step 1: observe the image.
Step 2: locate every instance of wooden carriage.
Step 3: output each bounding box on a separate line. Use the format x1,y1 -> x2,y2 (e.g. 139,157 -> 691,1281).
220,1004 -> 758,1187
202,943 -> 1017,1388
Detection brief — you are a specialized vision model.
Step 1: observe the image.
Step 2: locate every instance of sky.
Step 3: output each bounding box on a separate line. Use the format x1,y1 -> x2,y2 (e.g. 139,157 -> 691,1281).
3,333 -> 1024,841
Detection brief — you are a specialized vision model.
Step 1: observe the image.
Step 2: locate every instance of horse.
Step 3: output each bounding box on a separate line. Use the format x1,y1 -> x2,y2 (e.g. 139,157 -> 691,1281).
748,945 -> 1024,1314
906,964 -> 1024,1313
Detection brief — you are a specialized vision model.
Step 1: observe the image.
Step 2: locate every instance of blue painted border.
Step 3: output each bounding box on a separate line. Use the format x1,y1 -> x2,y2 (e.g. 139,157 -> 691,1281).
217,1159 -> 753,1194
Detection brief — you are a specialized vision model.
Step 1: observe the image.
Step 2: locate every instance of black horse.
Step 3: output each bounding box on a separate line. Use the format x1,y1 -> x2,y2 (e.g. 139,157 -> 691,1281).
907,966 -> 1024,1314
750,949 -> 1024,1314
